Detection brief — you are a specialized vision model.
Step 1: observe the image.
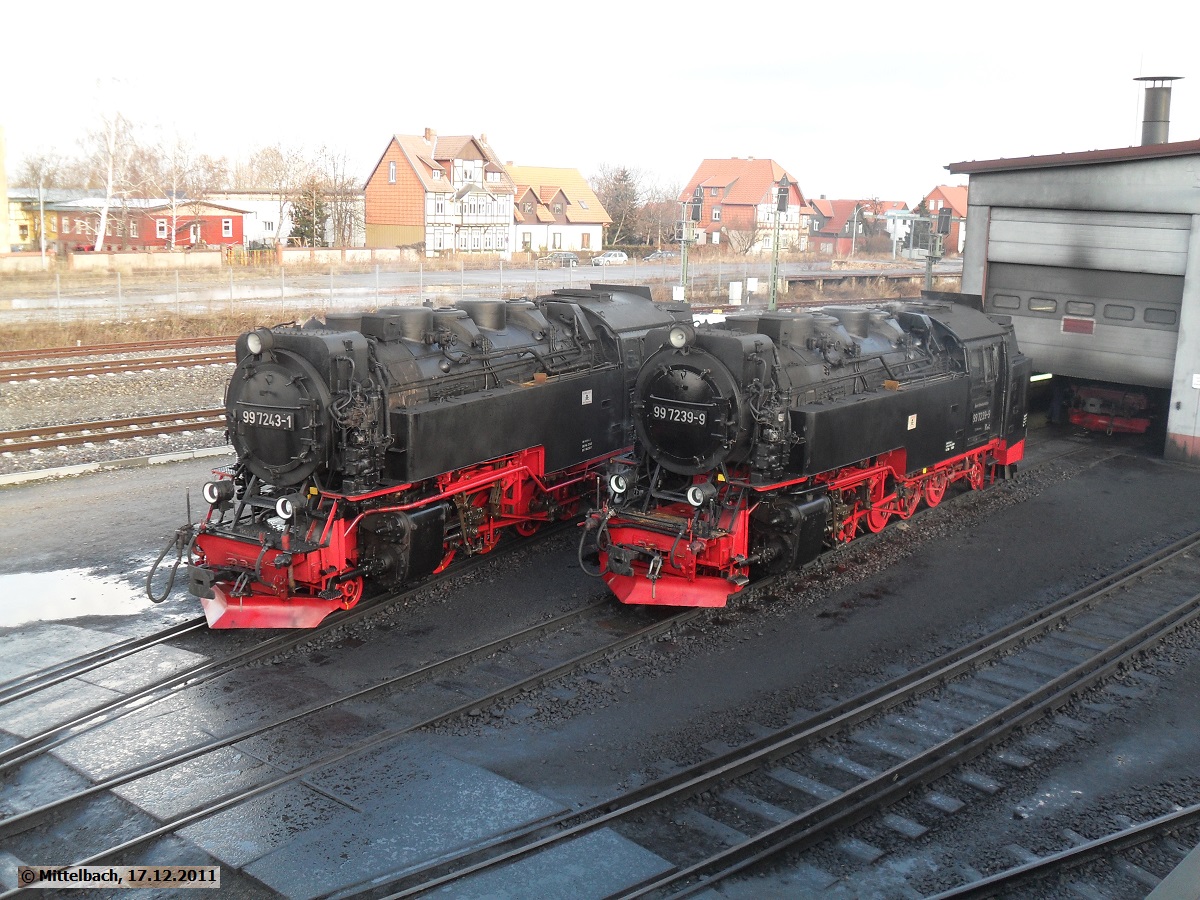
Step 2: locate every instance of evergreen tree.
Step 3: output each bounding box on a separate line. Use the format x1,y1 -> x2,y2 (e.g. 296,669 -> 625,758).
290,181 -> 329,247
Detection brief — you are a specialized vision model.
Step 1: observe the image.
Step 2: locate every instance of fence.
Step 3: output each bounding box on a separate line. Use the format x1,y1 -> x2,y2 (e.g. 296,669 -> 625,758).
0,255 -> 961,324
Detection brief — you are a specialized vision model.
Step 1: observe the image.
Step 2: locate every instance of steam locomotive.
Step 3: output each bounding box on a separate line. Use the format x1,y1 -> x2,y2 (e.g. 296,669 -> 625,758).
182,286 -> 689,627
583,299 -> 1031,606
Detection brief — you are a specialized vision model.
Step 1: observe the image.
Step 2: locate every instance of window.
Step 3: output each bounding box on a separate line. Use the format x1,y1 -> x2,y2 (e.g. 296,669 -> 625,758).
156,219 -> 168,239
432,170 -> 441,180
553,203 -> 563,215
1104,304 -> 1135,321
523,201 -> 533,213
19,224 -> 28,240
434,233 -> 444,250
130,221 -> 138,238
552,232 -> 562,249
388,161 -> 396,183
1065,300 -> 1095,316
1144,307 -> 1177,325
222,218 -> 233,238
579,200 -> 589,209
486,171 -> 500,183
1028,297 -> 1057,313
992,294 -> 1020,310
710,187 -> 718,197
263,221 -> 274,233
435,198 -> 446,215
581,233 -> 591,249
471,234 -> 480,249
522,232 -> 532,251
712,207 -> 721,222
484,234 -> 493,249
190,223 -> 200,244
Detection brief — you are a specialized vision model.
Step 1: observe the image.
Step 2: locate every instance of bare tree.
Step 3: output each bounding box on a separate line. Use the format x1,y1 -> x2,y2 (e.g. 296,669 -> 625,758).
13,152 -> 66,190
239,145 -> 311,246
637,180 -> 682,249
81,111 -> 140,251
15,151 -> 63,263
319,147 -> 363,248
150,134 -> 197,250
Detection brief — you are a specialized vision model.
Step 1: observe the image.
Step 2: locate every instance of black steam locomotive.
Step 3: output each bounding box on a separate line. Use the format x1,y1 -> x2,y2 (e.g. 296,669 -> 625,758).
183,286 -> 689,627
584,299 -> 1031,606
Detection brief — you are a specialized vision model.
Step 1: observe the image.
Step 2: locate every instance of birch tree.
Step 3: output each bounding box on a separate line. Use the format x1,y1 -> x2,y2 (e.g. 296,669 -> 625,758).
81,111 -> 138,251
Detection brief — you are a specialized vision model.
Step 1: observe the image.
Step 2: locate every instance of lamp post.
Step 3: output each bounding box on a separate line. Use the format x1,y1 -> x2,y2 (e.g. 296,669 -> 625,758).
768,174 -> 789,312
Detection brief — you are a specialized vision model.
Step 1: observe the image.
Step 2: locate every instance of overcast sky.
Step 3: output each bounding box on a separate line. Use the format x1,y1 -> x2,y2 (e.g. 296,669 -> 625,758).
4,1 -> 1197,206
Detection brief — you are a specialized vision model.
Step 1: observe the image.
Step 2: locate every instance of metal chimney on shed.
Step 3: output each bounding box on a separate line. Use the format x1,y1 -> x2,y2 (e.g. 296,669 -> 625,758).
1135,76 -> 1182,145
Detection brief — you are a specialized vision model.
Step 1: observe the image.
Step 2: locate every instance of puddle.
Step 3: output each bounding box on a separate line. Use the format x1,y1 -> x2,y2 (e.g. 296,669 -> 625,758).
0,567 -> 155,627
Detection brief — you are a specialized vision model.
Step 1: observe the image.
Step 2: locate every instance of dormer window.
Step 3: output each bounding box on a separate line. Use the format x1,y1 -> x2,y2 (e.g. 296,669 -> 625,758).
432,170 -> 441,180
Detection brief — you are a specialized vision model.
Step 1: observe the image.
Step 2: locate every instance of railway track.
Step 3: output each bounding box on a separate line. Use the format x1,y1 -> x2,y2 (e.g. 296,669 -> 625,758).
0,351 -> 235,383
0,563 -> 702,898
0,336 -> 237,363
0,408 -> 227,454
364,530 -> 1200,898
930,802 -> 1200,897
0,525 -> 574,778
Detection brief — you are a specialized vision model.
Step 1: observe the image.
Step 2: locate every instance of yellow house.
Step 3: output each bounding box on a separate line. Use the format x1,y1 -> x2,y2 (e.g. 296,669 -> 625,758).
7,189 -> 63,252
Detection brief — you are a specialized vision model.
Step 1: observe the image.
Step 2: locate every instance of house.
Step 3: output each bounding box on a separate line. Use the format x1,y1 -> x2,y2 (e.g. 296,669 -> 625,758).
678,158 -> 809,253
809,198 -> 910,256
506,165 -> 610,254
45,197 -> 248,252
922,184 -> 968,254
364,128 -> 516,257
6,188 -> 95,252
206,190 -> 295,249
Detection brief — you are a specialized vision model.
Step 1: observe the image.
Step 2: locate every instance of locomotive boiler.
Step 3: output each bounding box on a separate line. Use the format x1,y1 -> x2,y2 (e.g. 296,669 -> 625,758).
179,286 -> 689,627
583,299 -> 1031,606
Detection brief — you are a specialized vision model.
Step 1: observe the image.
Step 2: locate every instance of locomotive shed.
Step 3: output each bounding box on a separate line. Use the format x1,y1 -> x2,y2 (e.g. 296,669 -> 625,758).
2,412 -> 1200,895
949,124 -> 1200,467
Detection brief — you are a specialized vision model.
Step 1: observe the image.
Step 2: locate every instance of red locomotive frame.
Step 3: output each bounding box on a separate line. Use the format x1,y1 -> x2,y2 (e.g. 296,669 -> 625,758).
596,437 -> 1024,607
194,445 -> 611,628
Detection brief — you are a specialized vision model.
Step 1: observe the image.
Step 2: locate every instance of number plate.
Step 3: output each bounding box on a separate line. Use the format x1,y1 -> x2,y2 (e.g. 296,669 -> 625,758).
238,406 -> 296,430
649,402 -> 708,427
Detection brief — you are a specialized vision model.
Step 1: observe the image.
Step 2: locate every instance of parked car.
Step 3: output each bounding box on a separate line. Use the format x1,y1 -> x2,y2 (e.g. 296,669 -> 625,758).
643,250 -> 680,262
539,251 -> 578,267
591,250 -> 628,267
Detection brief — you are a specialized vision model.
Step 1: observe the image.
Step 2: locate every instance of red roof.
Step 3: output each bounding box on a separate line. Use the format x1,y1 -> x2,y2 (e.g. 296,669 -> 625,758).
680,158 -> 805,208
947,138 -> 1200,175
925,185 -> 968,217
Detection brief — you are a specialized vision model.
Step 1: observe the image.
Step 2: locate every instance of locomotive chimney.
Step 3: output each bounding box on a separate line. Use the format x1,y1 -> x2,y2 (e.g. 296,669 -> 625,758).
1135,76 -> 1182,145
